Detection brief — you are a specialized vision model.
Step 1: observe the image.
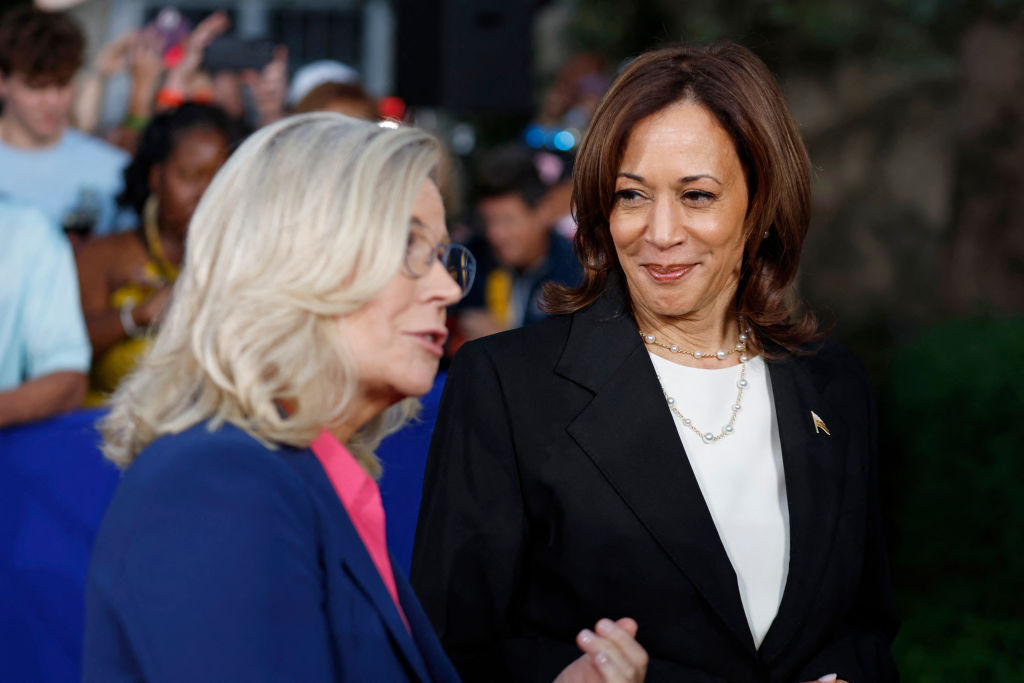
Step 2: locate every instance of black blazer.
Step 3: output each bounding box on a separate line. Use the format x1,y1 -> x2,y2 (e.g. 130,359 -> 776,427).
411,286 -> 898,683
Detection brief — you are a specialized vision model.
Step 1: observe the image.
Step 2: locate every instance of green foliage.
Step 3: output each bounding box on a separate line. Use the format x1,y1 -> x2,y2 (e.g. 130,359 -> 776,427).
565,0 -> 675,64
895,612 -> 1024,681
881,317 -> 1024,679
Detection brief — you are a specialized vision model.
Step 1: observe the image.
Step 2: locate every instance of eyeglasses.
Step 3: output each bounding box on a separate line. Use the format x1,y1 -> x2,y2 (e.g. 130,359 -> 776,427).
404,231 -> 477,298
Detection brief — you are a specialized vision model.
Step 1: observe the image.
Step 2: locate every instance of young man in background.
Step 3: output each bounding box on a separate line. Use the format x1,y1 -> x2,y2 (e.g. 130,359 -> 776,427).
0,5 -> 128,240
456,144 -> 582,342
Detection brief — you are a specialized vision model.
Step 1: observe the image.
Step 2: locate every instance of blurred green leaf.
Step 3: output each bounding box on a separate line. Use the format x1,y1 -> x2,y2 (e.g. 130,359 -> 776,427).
883,317 -> 1024,679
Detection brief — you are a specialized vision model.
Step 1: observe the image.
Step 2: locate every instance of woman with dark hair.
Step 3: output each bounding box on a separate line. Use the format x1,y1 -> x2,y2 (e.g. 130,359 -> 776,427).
412,42 -> 899,682
75,102 -> 233,404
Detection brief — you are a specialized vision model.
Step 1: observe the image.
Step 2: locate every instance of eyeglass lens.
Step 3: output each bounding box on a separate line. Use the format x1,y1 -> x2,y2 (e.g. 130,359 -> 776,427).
405,234 -> 476,297
443,244 -> 476,296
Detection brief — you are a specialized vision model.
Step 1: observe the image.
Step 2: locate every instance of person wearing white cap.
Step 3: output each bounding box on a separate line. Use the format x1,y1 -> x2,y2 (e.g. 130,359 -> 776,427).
287,59 -> 360,108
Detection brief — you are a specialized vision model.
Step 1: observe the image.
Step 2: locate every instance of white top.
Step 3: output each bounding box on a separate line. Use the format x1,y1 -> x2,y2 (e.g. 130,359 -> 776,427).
649,352 -> 789,648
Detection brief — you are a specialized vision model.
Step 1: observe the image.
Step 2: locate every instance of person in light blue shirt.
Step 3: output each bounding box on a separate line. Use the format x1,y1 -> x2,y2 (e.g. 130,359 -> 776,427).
0,199 -> 90,427
0,128 -> 129,237
0,6 -> 129,238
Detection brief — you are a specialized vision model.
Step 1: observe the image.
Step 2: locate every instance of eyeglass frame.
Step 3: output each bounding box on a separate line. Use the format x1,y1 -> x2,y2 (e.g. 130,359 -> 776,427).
403,231 -> 477,299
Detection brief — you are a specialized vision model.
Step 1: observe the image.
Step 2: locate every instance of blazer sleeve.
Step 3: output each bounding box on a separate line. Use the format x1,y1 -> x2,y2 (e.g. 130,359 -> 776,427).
412,340 -> 564,681
797,362 -> 900,683
83,440 -> 336,683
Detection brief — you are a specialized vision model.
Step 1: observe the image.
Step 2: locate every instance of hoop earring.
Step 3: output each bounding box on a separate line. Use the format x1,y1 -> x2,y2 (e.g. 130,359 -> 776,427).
143,194 -> 160,234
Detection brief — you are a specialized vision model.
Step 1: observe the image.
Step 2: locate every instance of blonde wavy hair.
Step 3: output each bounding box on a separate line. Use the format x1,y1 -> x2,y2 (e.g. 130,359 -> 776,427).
101,113 -> 440,476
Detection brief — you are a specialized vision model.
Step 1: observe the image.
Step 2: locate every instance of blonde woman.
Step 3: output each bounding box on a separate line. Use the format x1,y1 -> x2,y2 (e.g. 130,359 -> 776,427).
83,113 -> 648,683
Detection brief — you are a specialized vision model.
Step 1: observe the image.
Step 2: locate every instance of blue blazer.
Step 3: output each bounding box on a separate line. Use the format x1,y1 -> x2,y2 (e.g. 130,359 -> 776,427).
84,422 -> 461,682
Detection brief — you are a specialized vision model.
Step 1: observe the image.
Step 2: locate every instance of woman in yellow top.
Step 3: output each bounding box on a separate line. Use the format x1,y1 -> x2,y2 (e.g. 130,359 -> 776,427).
76,103 -> 233,404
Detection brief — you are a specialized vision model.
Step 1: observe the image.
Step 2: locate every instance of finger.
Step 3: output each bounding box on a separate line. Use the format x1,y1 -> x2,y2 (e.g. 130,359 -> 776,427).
137,28 -> 163,52
260,48 -> 288,82
576,630 -> 630,681
100,31 -> 131,59
192,11 -> 230,47
196,10 -> 230,33
119,33 -> 137,54
576,626 -> 635,680
117,30 -> 137,48
595,618 -> 648,673
614,617 -> 638,638
590,649 -> 628,682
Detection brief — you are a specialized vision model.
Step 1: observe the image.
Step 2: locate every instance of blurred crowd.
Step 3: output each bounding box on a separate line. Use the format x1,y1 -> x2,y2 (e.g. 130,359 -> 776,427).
0,4 -> 611,428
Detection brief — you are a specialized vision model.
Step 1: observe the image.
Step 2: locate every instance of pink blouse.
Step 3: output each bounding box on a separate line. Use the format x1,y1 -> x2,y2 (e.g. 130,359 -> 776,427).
310,429 -> 409,631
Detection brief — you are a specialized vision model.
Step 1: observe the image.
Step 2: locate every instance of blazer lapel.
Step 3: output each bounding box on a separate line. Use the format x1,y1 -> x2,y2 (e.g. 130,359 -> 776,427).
335,544 -> 433,682
289,454 -> 434,682
395,569 -> 462,683
759,353 -> 848,660
556,287 -> 754,652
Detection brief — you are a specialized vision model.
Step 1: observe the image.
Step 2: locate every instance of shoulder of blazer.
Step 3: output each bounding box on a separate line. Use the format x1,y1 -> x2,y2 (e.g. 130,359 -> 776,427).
90,423 -> 323,609
107,423 -> 320,536
454,307 -> 574,365
451,283 -> 634,375
770,339 -> 874,398
125,422 -> 307,485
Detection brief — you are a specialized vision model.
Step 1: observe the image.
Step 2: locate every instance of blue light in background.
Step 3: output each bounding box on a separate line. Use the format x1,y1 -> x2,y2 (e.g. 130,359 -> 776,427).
552,129 -> 576,151
524,125 -> 546,149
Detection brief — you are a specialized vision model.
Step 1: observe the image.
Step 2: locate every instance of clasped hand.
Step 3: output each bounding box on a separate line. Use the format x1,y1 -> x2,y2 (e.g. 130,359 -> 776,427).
555,617 -> 648,682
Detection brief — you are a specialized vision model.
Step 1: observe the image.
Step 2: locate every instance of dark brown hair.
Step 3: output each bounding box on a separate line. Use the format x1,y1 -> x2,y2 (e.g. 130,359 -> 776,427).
476,142 -> 548,208
545,42 -> 820,353
0,6 -> 84,83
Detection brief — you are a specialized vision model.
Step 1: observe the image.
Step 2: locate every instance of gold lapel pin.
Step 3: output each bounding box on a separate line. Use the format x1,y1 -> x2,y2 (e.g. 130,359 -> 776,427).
811,411 -> 830,436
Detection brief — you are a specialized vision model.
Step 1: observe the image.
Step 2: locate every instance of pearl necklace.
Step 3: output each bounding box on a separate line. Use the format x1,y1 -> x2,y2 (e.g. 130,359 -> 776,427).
641,319 -> 751,444
640,326 -> 749,360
